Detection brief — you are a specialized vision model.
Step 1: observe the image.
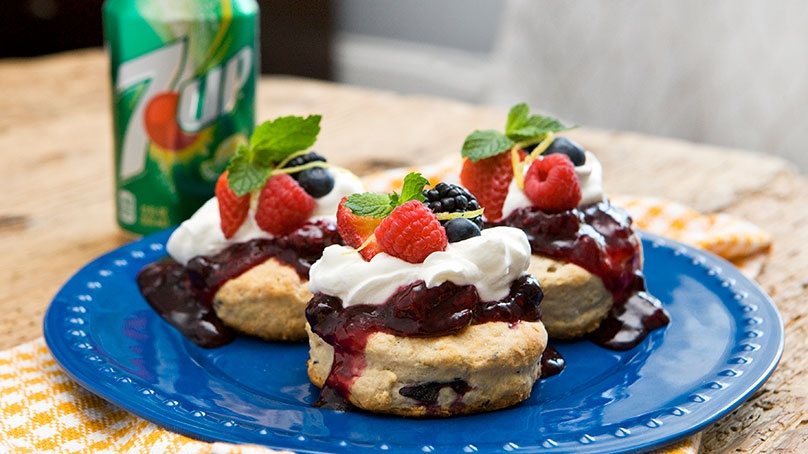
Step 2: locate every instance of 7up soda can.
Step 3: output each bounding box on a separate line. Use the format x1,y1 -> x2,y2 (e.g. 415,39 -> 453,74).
103,0 -> 259,235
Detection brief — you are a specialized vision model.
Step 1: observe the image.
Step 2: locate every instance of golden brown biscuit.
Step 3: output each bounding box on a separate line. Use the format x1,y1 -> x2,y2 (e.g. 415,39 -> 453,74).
307,320 -> 548,417
213,258 -> 311,342
527,255 -> 612,339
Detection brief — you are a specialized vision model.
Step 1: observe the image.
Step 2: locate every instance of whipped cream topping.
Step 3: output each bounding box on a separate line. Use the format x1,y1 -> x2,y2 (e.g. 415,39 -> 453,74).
500,151 -> 604,220
167,167 -> 364,265
308,226 -> 532,307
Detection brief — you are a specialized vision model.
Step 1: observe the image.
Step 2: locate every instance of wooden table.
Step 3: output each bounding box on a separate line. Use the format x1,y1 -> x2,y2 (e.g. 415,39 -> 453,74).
2,49 -> 806,452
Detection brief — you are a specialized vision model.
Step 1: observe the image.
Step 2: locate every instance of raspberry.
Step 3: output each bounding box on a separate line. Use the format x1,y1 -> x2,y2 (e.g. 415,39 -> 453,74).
336,197 -> 383,261
460,151 -> 524,221
523,153 -> 582,212
375,200 -> 448,263
215,171 -> 250,239
255,173 -> 315,236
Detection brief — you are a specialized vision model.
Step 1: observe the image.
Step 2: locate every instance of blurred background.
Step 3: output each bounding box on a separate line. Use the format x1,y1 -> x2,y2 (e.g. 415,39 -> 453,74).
2,0 -> 805,172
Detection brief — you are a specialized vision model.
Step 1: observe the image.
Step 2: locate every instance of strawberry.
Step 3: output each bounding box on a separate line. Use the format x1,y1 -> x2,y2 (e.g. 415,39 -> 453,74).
336,197 -> 383,261
255,173 -> 315,236
523,153 -> 581,212
216,171 -> 251,239
460,150 -> 524,221
375,200 -> 448,264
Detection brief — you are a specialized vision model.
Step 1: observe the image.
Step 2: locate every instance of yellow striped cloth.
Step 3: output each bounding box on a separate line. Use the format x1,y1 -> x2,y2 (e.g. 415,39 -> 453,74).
0,339 -> 290,454
0,164 -> 770,453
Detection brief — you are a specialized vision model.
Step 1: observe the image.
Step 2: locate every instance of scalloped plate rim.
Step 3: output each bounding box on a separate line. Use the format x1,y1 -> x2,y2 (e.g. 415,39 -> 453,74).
43,229 -> 784,453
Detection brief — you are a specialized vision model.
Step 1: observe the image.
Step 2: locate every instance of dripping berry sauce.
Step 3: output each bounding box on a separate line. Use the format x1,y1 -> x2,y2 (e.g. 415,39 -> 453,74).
490,200 -> 670,350
136,219 -> 343,348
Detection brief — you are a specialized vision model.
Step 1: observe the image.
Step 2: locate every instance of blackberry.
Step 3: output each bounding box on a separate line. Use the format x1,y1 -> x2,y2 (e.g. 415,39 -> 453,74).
422,182 -> 483,231
283,151 -> 327,169
542,137 -> 586,166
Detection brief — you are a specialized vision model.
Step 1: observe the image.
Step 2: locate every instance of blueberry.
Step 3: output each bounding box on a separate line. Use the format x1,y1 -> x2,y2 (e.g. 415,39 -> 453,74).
297,167 -> 334,198
542,137 -> 586,166
444,217 -> 481,243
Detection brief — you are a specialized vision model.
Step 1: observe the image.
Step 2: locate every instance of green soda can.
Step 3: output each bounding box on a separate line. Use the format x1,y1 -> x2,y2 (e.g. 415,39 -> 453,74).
103,0 -> 259,235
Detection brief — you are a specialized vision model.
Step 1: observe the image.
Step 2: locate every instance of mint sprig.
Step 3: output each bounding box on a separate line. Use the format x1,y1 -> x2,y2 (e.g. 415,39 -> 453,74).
461,103 -> 574,162
461,130 -> 515,163
345,172 -> 429,218
227,114 -> 322,196
506,103 -> 569,142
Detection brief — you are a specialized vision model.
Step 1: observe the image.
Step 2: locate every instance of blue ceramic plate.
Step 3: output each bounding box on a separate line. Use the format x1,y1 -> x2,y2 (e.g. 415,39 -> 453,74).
44,230 -> 783,453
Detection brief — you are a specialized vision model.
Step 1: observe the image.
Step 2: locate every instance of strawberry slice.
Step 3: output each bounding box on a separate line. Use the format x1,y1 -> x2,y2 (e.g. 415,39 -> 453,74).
523,153 -> 581,212
375,200 -> 447,264
255,173 -> 316,236
460,150 -> 524,222
336,197 -> 383,261
216,171 -> 251,239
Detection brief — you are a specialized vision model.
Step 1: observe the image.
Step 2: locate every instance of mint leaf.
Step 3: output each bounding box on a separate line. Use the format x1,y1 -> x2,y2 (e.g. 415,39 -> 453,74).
250,115 -> 322,163
505,103 -> 530,135
344,193 -> 395,218
508,116 -> 569,142
226,144 -> 272,196
344,172 -> 429,218
505,104 -> 573,143
399,172 -> 429,203
461,130 -> 514,162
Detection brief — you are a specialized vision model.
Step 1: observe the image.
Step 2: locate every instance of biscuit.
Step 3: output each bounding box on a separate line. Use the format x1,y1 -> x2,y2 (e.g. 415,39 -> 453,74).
307,320 -> 548,416
213,258 -> 311,342
527,255 -> 612,339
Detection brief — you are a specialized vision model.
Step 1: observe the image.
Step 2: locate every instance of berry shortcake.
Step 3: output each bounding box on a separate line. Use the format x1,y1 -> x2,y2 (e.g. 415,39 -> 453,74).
459,104 -> 668,349
305,173 -> 548,417
137,115 -> 364,346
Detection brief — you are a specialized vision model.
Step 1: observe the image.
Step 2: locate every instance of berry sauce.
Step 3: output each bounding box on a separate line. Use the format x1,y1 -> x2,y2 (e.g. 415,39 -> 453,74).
137,219 -> 343,348
490,200 -> 670,350
539,344 -> 565,379
305,275 -> 545,412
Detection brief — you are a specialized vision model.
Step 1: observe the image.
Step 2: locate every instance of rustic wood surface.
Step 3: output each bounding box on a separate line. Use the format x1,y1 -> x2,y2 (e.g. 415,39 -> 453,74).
1,49 -> 807,452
